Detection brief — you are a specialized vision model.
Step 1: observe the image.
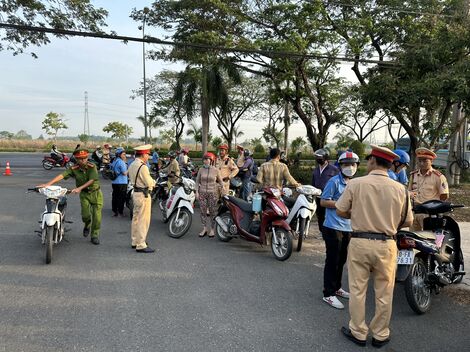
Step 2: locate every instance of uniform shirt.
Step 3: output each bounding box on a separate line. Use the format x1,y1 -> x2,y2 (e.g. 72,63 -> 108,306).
111,158 -> 128,185
336,170 -> 413,237
196,166 -> 224,194
62,162 -> 100,192
396,169 -> 408,185
387,169 -> 398,181
216,156 -> 239,180
161,159 -> 181,184
408,167 -> 449,204
311,163 -> 339,190
128,158 -> 155,190
321,174 -> 352,232
256,159 -> 300,189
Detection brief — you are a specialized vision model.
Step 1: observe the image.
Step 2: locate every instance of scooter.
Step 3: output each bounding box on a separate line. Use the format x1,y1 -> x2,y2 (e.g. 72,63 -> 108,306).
215,186 -> 293,261
282,185 -> 322,251
42,153 -> 73,170
28,186 -> 71,264
159,176 -> 196,238
396,200 -> 465,314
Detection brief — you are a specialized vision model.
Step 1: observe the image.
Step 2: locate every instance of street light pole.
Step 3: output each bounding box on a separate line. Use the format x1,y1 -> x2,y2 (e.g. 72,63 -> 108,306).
142,7 -> 149,144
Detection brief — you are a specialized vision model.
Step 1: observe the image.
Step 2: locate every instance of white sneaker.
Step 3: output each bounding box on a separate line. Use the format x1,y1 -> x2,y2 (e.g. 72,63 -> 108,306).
323,296 -> 344,309
336,288 -> 350,299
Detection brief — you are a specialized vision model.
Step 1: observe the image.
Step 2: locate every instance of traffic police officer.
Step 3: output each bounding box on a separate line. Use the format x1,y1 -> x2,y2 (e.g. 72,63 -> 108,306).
128,144 -> 156,253
409,147 -> 449,231
336,145 -> 413,348
216,144 -> 239,194
38,148 -> 103,245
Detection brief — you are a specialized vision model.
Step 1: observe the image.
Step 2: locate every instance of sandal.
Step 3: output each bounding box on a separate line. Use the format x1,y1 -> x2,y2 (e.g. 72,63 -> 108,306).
199,230 -> 207,237
208,230 -> 215,238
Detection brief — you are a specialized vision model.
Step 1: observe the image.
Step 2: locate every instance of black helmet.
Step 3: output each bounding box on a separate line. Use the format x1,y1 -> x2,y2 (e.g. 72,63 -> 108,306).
168,151 -> 176,159
243,149 -> 252,157
314,148 -> 329,160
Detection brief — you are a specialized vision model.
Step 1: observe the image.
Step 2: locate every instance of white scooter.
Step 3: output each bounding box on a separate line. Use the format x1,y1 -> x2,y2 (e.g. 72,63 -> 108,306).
282,185 -> 322,252
28,186 -> 71,264
159,176 -> 196,238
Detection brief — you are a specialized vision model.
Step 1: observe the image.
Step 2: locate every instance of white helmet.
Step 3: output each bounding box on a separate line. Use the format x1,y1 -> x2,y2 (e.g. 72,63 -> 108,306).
338,151 -> 360,165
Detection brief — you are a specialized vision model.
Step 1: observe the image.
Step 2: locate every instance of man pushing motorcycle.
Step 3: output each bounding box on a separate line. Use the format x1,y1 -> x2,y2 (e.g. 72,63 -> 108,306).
37,148 -> 103,245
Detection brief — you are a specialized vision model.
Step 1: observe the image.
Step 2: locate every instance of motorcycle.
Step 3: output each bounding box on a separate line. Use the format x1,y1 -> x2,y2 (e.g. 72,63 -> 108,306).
181,162 -> 198,180
229,177 -> 243,198
159,176 -> 196,238
214,186 -> 294,261
42,152 -> 73,170
28,186 -> 71,264
282,185 -> 322,252
396,200 -> 466,314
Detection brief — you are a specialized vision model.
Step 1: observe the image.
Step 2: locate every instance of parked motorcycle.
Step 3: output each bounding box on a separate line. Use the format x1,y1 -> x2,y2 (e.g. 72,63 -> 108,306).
181,162 -> 198,180
215,186 -> 293,261
396,200 -> 465,314
159,176 -> 196,238
282,185 -> 322,251
42,153 -> 73,170
28,186 -> 72,264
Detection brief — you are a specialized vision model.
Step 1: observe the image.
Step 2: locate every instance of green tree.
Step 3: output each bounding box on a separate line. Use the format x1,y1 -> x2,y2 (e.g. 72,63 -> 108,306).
0,131 -> 14,139
159,128 -> 176,146
334,130 -> 355,150
78,134 -> 90,145
41,112 -> 68,142
211,136 -> 223,150
1,0 -> 108,57
350,140 -> 366,159
290,137 -> 307,155
102,122 -> 132,141
186,122 -> 212,151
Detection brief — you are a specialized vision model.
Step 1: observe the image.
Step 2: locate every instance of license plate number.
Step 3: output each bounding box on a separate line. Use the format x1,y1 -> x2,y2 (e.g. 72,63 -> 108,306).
397,250 -> 414,265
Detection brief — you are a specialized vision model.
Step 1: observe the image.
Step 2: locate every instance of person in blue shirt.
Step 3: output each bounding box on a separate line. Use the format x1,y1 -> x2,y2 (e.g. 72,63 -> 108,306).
151,147 -> 159,172
391,149 -> 410,185
320,151 -> 360,310
111,148 -> 129,217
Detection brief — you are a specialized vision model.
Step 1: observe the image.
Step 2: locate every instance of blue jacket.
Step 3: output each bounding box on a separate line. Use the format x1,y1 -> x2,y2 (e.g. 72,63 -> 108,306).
311,163 -> 339,190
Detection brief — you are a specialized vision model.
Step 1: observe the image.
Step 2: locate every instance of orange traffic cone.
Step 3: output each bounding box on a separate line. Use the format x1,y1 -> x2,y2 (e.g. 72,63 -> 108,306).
3,161 -> 12,176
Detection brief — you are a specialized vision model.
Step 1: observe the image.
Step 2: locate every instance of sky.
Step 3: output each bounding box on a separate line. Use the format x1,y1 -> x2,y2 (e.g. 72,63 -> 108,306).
0,0 -> 391,145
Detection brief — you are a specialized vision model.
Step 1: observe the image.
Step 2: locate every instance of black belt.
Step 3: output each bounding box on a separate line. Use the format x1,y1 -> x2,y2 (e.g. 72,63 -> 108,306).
351,232 -> 395,241
134,187 -> 149,192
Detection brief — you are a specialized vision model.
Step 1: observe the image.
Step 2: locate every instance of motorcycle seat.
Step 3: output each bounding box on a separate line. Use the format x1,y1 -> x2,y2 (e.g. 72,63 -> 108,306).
227,196 -> 254,213
282,195 -> 296,208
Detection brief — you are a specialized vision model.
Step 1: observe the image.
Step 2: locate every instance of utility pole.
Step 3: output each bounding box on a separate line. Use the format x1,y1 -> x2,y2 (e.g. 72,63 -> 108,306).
84,91 -> 90,136
140,7 -> 150,144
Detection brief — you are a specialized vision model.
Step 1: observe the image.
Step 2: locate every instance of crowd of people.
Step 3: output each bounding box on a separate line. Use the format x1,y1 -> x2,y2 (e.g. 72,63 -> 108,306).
38,141 -> 451,348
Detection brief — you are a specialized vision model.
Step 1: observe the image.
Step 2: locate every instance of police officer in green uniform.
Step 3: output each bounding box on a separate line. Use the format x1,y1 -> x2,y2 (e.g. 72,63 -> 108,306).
37,149 -> 103,245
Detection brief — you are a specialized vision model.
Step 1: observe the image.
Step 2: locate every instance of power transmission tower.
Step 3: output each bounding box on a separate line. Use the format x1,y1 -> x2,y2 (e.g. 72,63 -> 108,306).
84,91 -> 90,135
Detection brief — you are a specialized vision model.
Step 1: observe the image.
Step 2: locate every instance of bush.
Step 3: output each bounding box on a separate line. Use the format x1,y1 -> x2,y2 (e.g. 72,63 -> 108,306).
350,140 -> 366,159
289,165 -> 313,184
254,144 -> 265,153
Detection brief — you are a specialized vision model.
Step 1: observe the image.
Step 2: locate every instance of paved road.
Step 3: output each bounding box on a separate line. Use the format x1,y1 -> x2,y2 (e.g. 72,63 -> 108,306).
0,153 -> 469,351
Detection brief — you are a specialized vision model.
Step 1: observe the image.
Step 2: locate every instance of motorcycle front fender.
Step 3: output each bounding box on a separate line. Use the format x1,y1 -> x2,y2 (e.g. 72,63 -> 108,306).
272,219 -> 291,232
42,212 -> 60,227
298,207 -> 312,220
174,200 -> 194,214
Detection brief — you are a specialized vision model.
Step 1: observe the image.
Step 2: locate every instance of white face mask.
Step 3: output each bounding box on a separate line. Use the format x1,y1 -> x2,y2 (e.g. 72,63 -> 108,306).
341,165 -> 357,177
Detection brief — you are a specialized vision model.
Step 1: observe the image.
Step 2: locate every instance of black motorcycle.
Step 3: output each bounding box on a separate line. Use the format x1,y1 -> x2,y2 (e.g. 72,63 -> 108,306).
396,200 -> 465,314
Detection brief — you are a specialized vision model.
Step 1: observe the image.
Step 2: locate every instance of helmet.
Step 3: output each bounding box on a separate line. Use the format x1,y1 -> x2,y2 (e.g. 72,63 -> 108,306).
218,144 -> 229,151
52,144 -> 56,149
314,148 -> 329,160
104,143 -> 110,148
338,151 -> 360,165
243,149 -> 252,157
393,149 -> 410,165
182,147 -> 189,154
168,151 -> 177,159
203,152 -> 216,163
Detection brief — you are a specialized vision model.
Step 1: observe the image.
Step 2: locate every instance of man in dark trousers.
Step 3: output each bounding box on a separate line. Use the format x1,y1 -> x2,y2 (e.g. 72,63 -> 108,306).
311,148 -> 339,235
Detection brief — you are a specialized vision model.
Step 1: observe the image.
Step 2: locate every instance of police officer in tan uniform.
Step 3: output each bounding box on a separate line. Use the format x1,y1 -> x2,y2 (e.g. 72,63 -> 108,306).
216,144 -> 239,194
161,151 -> 181,186
128,144 -> 156,253
336,145 -> 413,348
408,147 -> 449,231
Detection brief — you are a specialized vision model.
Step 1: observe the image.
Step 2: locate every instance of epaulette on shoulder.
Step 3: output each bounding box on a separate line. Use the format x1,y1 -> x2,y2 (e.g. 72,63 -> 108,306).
432,169 -> 442,176
71,165 -> 80,170
86,162 -> 96,168
410,170 -> 418,174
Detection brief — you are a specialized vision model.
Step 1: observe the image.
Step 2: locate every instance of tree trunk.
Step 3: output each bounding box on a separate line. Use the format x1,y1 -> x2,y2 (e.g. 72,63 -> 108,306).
283,100 -> 289,154
201,91 -> 210,155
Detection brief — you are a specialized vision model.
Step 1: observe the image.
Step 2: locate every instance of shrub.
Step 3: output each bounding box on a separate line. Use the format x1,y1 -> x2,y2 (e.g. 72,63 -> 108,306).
254,144 -> 265,153
350,140 -> 366,159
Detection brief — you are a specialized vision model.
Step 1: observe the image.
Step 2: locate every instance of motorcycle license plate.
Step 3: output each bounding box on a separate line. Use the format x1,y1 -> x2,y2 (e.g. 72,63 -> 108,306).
397,250 -> 414,265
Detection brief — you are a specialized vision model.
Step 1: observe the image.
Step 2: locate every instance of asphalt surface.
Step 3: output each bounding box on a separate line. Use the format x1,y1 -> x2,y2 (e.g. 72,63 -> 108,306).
1,153 -> 469,352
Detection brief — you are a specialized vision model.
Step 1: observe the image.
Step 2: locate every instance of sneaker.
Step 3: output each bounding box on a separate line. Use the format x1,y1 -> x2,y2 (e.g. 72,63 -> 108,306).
336,288 -> 350,299
323,296 -> 344,309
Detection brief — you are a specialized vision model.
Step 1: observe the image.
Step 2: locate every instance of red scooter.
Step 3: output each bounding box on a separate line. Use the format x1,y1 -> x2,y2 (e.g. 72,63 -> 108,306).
215,186 -> 293,261
42,153 -> 73,170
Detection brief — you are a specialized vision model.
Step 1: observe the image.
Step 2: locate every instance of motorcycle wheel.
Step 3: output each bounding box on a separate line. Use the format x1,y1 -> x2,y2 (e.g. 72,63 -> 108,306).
453,249 -> 465,284
296,217 -> 307,252
44,226 -> 54,264
42,160 -> 54,170
404,257 -> 432,314
215,213 -> 233,242
271,227 -> 293,261
167,208 -> 192,239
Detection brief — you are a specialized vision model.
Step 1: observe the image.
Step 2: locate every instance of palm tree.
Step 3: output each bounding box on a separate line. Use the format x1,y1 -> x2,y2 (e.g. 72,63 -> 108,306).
174,63 -> 241,154
137,114 -> 163,143
233,125 -> 244,150
186,122 -> 202,151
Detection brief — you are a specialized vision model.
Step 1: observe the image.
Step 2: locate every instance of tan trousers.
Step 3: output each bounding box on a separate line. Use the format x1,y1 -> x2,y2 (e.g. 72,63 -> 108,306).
131,192 -> 151,250
409,213 -> 425,231
347,238 -> 397,341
